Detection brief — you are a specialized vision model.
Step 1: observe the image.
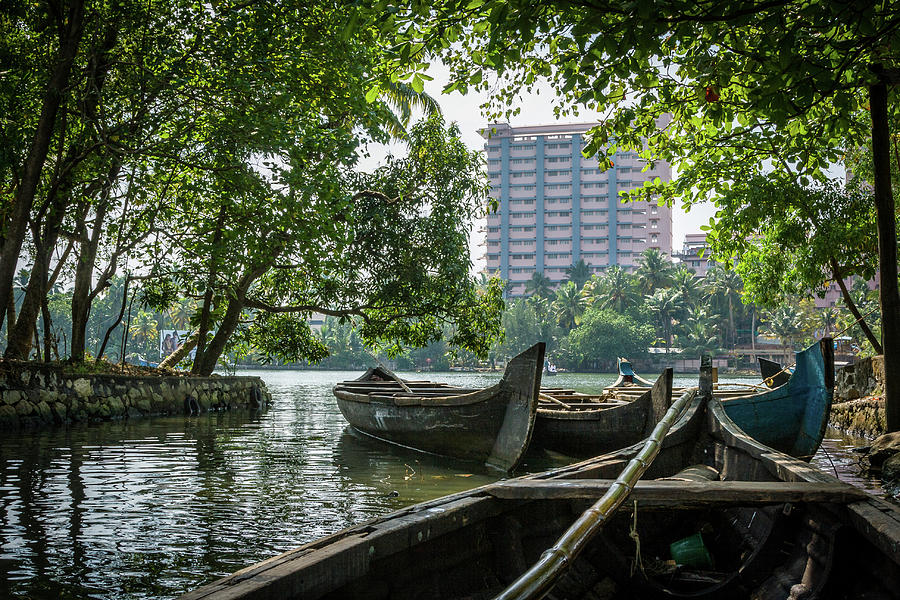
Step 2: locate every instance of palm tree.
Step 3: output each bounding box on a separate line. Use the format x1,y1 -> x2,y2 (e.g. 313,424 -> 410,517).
552,281 -> 586,331
524,271 -> 555,299
704,265 -> 744,349
129,311 -> 159,359
595,266 -> 640,313
677,307 -> 721,357
635,248 -> 676,295
671,266 -> 701,310
373,80 -> 442,139
565,259 -> 592,290
761,305 -> 808,362
169,298 -> 196,330
578,273 -> 602,307
819,306 -> 841,337
645,288 -> 686,353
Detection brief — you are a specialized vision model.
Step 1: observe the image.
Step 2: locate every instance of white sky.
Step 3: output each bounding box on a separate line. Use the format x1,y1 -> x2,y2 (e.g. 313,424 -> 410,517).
358,63 -> 718,271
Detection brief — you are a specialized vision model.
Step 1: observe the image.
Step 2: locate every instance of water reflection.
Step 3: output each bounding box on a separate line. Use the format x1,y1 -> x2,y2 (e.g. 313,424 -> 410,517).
813,427 -> 882,495
0,369 -> 886,600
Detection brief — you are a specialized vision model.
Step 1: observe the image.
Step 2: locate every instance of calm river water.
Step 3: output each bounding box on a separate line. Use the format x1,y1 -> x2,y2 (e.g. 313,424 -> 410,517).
0,369 -> 881,599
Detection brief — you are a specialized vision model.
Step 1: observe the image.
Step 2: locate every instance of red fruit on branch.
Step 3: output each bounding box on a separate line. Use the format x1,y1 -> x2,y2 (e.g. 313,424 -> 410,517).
705,86 -> 720,102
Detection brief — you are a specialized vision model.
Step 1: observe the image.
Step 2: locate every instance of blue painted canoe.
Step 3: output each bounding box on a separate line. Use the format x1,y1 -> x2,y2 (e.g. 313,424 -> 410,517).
720,337 -> 834,460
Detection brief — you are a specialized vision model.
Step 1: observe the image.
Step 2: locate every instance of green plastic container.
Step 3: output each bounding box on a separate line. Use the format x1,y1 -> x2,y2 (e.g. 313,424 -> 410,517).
670,532 -> 714,568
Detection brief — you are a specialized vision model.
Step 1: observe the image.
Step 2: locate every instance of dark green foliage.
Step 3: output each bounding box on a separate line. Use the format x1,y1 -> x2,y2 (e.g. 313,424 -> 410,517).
565,307 -> 654,370
708,176 -> 878,308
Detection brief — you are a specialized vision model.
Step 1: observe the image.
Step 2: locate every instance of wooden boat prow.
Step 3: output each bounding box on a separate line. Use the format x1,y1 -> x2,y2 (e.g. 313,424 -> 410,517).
609,356 -> 655,388
534,367 -> 674,457
757,355 -> 791,388
721,337 -> 834,459
332,342 -> 545,471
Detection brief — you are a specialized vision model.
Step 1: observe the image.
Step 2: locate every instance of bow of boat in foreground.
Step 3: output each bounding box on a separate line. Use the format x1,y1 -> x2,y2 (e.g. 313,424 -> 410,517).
183,363 -> 899,600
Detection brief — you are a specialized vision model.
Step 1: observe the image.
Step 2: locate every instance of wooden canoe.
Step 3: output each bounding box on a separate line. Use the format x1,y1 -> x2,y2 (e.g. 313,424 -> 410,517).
596,339 -> 834,460
331,342 -> 545,472
758,354 -> 792,388
533,369 -> 673,457
182,367 -> 899,600
719,337 -> 834,460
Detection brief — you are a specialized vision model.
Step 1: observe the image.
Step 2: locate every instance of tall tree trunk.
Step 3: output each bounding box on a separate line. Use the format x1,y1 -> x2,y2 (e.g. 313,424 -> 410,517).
96,275 -> 130,362
194,265 -> 270,376
6,22 -> 119,360
41,296 -> 52,362
192,206 -> 227,374
750,309 -> 756,352
5,199 -> 67,358
728,299 -> 735,350
830,257 -> 882,353
0,0 -> 85,323
71,177 -> 117,362
195,296 -> 244,376
870,80 -> 900,433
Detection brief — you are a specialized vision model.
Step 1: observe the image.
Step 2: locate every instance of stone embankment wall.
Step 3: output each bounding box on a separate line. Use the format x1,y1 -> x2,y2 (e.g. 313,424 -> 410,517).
831,356 -> 886,437
0,362 -> 272,428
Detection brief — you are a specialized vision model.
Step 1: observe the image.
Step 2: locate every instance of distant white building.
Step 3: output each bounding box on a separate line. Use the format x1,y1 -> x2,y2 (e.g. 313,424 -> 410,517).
673,231 -> 875,308
673,233 -> 715,277
482,122 -> 673,296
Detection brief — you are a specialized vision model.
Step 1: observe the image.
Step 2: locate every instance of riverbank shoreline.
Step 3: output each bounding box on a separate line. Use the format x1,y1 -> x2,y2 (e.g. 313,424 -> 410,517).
0,360 -> 271,428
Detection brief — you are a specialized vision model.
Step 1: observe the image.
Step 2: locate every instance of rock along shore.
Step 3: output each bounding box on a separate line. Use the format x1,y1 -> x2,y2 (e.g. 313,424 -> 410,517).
0,361 -> 272,428
830,355 -> 886,438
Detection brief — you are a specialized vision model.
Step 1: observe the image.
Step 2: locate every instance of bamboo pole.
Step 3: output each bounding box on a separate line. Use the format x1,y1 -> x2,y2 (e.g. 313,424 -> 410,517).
493,372 -> 696,600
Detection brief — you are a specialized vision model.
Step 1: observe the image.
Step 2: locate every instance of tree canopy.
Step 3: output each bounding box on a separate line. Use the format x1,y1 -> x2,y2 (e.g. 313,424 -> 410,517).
0,1 -> 504,372
385,0 -> 900,430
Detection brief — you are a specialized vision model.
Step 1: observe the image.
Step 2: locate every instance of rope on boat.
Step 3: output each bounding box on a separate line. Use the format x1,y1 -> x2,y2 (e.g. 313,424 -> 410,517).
492,385 -> 698,600
629,499 -> 644,577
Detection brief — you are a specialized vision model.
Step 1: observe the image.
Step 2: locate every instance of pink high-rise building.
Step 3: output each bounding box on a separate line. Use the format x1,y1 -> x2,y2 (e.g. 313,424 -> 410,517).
482,122 -> 673,295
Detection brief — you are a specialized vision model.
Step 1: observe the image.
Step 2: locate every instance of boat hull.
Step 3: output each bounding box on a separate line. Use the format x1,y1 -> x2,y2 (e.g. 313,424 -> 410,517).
722,337 -> 834,459
533,370 -> 673,457
333,343 -> 545,471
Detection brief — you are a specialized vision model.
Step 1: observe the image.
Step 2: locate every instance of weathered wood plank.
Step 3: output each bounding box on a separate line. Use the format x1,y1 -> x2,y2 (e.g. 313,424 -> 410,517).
484,479 -> 868,507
